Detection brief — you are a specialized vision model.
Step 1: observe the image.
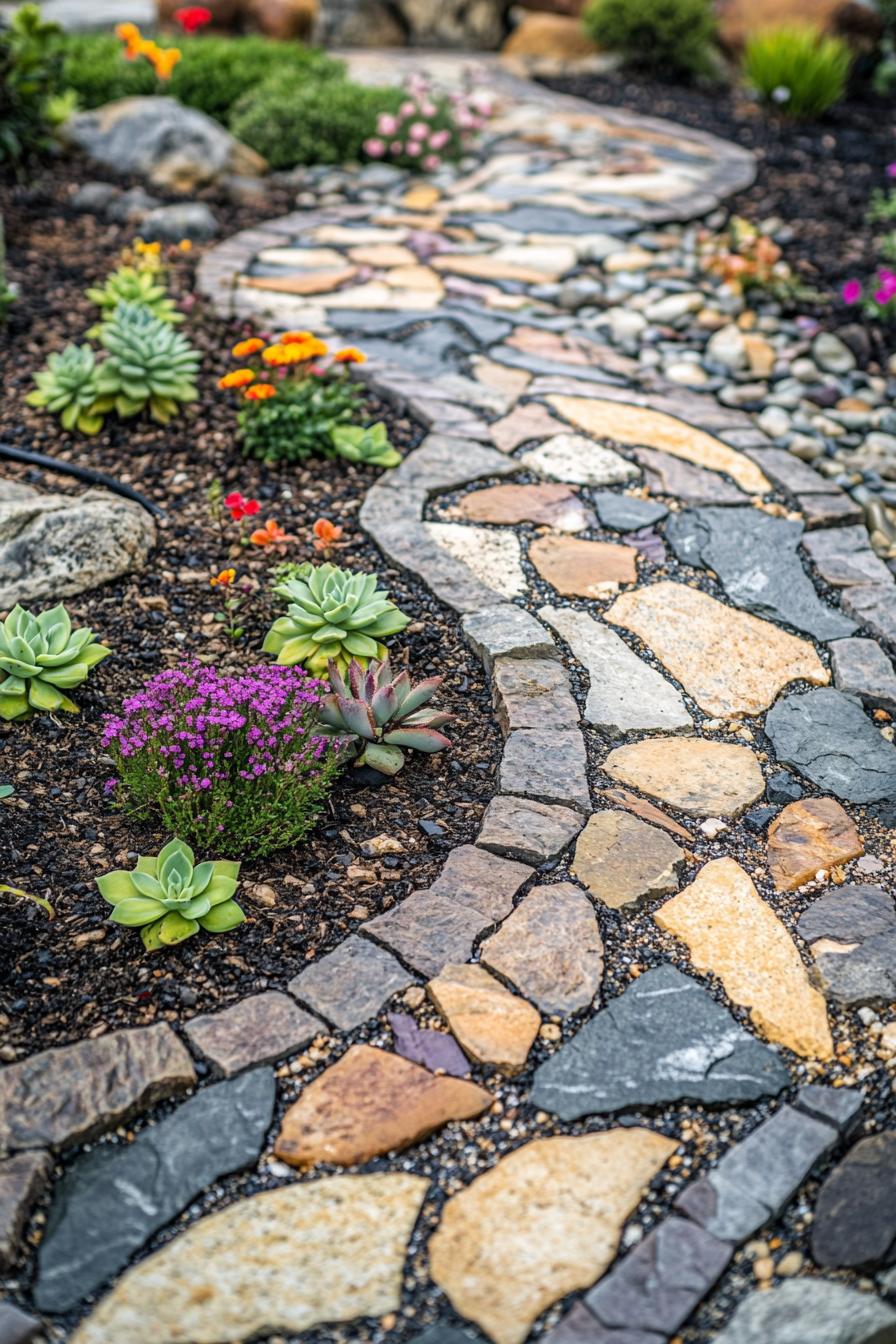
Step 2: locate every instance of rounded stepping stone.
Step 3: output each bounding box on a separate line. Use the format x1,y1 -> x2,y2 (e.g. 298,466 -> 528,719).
427,964 -> 541,1075
479,883 -> 604,1016
715,1279 -> 896,1344
530,536 -> 637,597
604,737 -> 764,818
571,810 -> 686,913
593,493 -> 668,531
766,797 -> 864,893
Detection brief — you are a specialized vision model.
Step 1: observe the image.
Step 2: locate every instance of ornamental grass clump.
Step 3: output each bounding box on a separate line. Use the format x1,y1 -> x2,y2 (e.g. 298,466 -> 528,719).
744,25 -> 851,118
102,662 -> 339,857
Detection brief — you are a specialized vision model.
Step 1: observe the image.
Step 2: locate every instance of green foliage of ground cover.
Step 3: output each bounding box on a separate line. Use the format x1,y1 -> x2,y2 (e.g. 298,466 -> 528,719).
228,74 -> 405,168
582,0 -> 718,79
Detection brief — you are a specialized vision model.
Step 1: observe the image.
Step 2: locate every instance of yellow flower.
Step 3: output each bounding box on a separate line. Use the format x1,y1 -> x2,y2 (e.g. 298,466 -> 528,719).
333,347 -> 366,364
218,368 -> 255,390
244,383 -> 276,401
135,238 -> 161,256
279,330 -> 314,343
150,46 -> 182,80
232,337 -> 264,359
115,21 -> 140,40
261,343 -> 287,366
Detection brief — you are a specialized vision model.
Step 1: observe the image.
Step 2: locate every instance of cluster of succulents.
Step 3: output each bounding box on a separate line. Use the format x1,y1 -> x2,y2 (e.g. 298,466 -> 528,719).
0,603 -> 111,720
330,423 -> 401,469
93,302 -> 200,424
25,344 -> 104,433
317,656 -> 452,775
264,562 -> 410,677
97,838 -> 245,951
86,264 -> 183,334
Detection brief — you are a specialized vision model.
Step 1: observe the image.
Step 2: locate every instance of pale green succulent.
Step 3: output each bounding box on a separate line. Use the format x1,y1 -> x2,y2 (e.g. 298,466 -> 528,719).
0,604 -> 111,721
86,265 -> 183,336
318,656 -> 452,775
25,344 -> 105,434
95,301 -> 200,425
264,562 -> 410,678
330,422 -> 400,469
97,838 -> 245,952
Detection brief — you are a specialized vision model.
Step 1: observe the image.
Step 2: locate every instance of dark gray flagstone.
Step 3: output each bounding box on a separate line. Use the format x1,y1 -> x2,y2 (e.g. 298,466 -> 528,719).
765,688 -> 896,804
812,1132 -> 896,1270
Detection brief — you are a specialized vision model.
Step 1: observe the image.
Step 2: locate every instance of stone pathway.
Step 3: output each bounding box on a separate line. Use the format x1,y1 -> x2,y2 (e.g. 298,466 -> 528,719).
4,54 -> 896,1344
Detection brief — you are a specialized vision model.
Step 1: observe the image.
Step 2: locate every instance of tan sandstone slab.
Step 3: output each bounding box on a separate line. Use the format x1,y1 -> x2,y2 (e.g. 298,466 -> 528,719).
347,243 -> 417,266
427,964 -> 541,1075
767,797 -> 864,893
457,483 -> 592,533
607,582 -> 828,718
428,1129 -> 677,1344
604,737 -> 764,817
432,254 -> 561,285
547,396 -> 770,495
480,883 -> 603,1016
70,1173 -> 427,1344
530,535 -> 637,598
242,265 -> 359,296
655,857 -> 833,1059
572,809 -> 686,913
273,1044 -> 491,1168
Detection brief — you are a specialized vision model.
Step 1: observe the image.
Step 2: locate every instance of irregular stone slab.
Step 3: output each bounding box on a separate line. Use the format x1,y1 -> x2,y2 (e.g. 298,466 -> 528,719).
633,446 -> 749,505
798,884 -> 896,1007
490,402 -> 566,453
531,964 -> 789,1120
530,536 -> 638,597
798,492 -> 867,529
765,688 -> 896,804
457,483 -> 595,533
714,1280 -> 896,1344
184,991 -> 322,1077
604,738 -> 764,817
0,1303 -> 41,1344
540,606 -> 693,734
34,1069 -> 276,1313
547,397 -> 769,494
598,787 -> 694,841
572,811 -> 686,913
0,1023 -> 195,1153
767,797 -> 864,892
802,524 -> 894,588
425,522 -> 526,599
387,1012 -> 470,1078
428,1129 -> 677,1344
585,1216 -> 733,1335
593,493 -> 668,531
288,936 -> 413,1031
273,1044 -> 491,1167
655,858 -> 833,1059
607,582 -> 828,718
476,795 -> 584,866
830,638 -> 896,715
71,1172 -> 428,1344
499,728 -> 591,813
0,1151 -> 51,1270
796,1083 -> 865,1136
430,844 -> 534,923
480,884 -> 604,1016
520,434 -> 639,487
492,656 -> 580,735
666,506 -> 855,641
543,1304 -> 661,1344
0,482 -> 156,608
676,1102 -> 840,1242
841,583 -> 896,647
428,964 -> 541,1074
365,891 -> 495,979
812,1132 -> 896,1269
461,603 -> 557,673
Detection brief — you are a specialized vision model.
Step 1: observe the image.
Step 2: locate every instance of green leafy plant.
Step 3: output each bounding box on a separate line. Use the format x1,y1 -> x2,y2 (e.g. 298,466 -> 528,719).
317,656 -> 452,775
264,562 -> 410,677
86,264 -> 183,333
581,0 -> 717,79
0,783 -> 13,799
0,603 -> 111,720
331,423 -> 401,469
97,837 -> 244,952
744,25 -> 851,118
238,377 -> 361,464
26,343 -> 105,433
0,3 -> 66,170
95,301 -> 200,424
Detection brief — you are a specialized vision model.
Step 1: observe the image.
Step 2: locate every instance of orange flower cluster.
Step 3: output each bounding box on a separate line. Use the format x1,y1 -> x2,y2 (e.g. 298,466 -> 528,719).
216,330 -> 368,405
116,22 -> 181,80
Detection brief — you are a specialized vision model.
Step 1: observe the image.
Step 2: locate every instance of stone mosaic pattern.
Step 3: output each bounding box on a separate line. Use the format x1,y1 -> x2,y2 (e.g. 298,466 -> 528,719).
5,54 -> 896,1344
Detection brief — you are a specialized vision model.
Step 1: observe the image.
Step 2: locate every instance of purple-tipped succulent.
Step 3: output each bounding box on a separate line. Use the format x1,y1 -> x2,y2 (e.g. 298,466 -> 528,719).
317,656 -> 453,776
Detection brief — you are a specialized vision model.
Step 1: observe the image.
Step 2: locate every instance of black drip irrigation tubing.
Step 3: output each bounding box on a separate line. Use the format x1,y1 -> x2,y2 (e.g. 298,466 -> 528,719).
0,441 -> 166,519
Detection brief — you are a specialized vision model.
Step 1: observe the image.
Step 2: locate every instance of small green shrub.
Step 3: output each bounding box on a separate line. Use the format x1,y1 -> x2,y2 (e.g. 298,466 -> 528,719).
239,377 -> 363,463
582,0 -> 717,78
744,25 -> 851,118
0,4 -> 66,169
228,74 -> 405,169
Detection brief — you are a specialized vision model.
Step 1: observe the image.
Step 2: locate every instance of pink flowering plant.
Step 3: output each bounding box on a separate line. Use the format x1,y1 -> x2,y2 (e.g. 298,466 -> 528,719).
841,164 -> 896,321
102,662 -> 340,857
363,73 -> 493,173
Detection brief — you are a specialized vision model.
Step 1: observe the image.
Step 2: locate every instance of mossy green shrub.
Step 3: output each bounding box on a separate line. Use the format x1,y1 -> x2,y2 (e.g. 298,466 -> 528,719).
1,4 -> 67,169
582,0 -> 717,79
56,33 -> 343,121
228,74 -> 405,169
744,26 -> 851,118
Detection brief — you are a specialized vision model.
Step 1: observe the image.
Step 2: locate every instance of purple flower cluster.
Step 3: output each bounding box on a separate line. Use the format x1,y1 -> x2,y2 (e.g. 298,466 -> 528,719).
103,661 -> 340,856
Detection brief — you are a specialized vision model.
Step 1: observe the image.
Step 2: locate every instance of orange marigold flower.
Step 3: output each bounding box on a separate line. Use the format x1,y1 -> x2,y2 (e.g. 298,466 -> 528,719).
261,343 -> 287,366
333,347 -> 366,364
178,239 -> 192,252
250,519 -> 292,547
232,337 -> 264,359
279,330 -> 314,343
278,341 -> 317,365
210,568 -> 236,587
305,337 -> 329,358
244,383 -> 276,401
218,368 -> 255,390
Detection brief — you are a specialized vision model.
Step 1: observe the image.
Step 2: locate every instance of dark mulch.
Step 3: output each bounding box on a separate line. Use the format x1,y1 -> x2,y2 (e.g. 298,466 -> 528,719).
0,156 -> 501,1058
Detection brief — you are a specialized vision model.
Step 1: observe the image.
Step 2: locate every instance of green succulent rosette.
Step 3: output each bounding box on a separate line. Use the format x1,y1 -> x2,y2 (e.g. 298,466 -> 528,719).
97,838 -> 245,952
0,603 -> 111,721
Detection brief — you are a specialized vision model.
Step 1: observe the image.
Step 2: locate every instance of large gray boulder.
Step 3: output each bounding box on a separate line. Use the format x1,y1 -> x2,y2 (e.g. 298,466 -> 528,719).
0,480 -> 155,609
65,97 -> 267,192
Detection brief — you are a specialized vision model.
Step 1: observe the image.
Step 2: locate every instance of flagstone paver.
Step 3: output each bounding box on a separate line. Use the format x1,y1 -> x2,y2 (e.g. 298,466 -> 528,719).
811,1133 -> 896,1269
520,434 -> 639,486
287,935 -> 414,1031
530,535 -> 638,597
797,884 -> 896,1007
0,1152 -> 51,1271
427,964 -> 541,1074
476,795 -> 584,865
479,883 -> 603,1016
765,688 -> 896,804
456,482 -> 595,532
766,797 -> 864,892
604,738 -> 765,817
714,1280 -> 896,1344
183,991 -> 323,1077
387,1012 -> 470,1077
572,810 -> 686,913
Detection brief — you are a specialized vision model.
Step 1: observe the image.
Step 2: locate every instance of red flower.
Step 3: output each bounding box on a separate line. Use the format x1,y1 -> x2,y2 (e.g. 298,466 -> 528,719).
224,491 -> 260,522
173,5 -> 212,32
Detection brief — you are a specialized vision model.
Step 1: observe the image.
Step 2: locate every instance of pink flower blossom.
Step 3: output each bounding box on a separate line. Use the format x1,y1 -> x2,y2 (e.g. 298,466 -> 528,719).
409,121 -> 428,139
390,140 -> 404,155
842,279 -> 862,305
887,162 -> 896,178
423,153 -> 441,171
404,140 -> 422,156
377,113 -> 398,135
429,128 -> 450,150
400,100 -> 416,117
363,137 -> 386,158
421,101 -> 436,117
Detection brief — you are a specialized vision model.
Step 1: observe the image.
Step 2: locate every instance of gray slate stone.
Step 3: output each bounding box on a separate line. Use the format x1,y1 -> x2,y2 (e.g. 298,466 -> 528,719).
476,795 -> 584,866
765,689 -> 896,804
812,1132 -> 896,1269
499,728 -> 591,813
543,1305 -> 663,1344
802,525 -> 893,588
184,991 -> 322,1077
666,506 -> 855,641
795,1084 -> 864,1136
0,1151 -> 51,1270
830,638 -> 896,714
676,1103 -> 839,1242
585,1216 -> 733,1334
715,1280 -> 896,1344
798,492 -> 864,528
593,494 -> 668,532
0,1302 -> 42,1344
798,884 -> 896,1007
841,584 -> 896,648
461,603 -> 557,674
364,890 -> 494,979
141,202 -> 219,243
288,936 -> 413,1031
492,656 -> 580,735
34,1069 -> 275,1313
633,447 -> 748,504
530,964 -> 788,1120
430,844 -> 533,922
